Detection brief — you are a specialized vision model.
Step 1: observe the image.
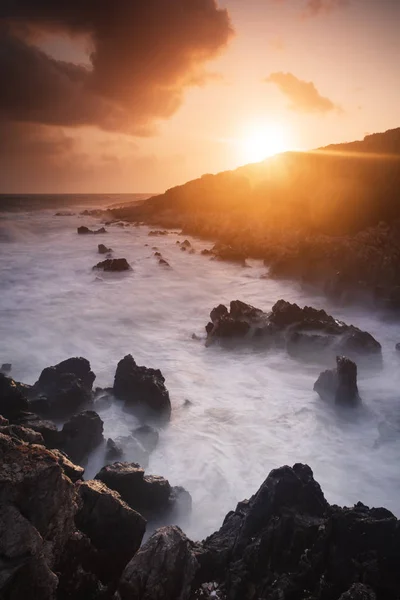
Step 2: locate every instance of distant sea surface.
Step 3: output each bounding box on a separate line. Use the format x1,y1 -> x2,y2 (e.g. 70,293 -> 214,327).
0,193 -> 154,213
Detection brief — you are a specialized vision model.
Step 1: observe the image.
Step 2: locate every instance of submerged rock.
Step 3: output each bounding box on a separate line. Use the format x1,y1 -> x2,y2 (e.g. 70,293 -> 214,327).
314,355 -> 360,405
77,226 -> 107,234
159,258 -> 170,267
61,410 -> 104,464
98,243 -> 112,254
205,299 -> 381,359
113,354 -> 171,420
132,424 -> 159,454
93,258 -> 131,272
95,462 -> 191,521
148,230 -> 168,236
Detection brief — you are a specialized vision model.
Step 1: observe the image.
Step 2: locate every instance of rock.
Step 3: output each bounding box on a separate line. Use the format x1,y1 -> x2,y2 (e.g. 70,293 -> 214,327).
106,438 -> 124,461
77,226 -> 107,234
0,373 -> 29,419
201,249 -> 213,256
0,424 -> 44,445
75,480 -> 146,582
13,412 -> 61,448
154,251 -> 162,257
210,243 -> 247,264
61,410 -> 104,464
98,243 -> 112,254
314,355 -> 360,404
116,526 -> 200,600
55,211 -> 75,216
95,462 -> 191,520
132,425 -> 159,454
338,584 -> 376,600
181,239 -> 191,248
93,258 -> 131,272
148,230 -> 168,236
51,448 -> 85,482
210,304 -> 228,323
32,357 -> 95,418
159,258 -> 170,267
0,363 -> 11,374
0,415 -> 9,426
113,355 -> 171,420
0,432 -> 76,598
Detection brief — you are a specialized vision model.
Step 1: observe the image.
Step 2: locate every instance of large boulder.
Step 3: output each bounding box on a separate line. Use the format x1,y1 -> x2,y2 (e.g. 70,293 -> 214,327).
75,480 -> 146,582
314,355 -> 360,404
95,462 -> 191,521
0,373 -> 28,419
32,357 -> 95,419
0,433 -> 76,598
205,299 -> 381,359
61,410 -> 104,464
0,424 -> 44,445
116,526 -> 200,600
93,258 -> 131,272
51,449 -> 85,483
98,243 -> 112,254
113,355 -> 171,420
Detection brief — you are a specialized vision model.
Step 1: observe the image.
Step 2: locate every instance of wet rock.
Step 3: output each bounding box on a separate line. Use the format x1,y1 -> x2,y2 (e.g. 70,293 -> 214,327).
113,354 -> 171,420
93,258 -> 131,272
314,355 -> 360,405
0,424 -> 44,445
0,363 -> 11,374
98,243 -> 112,254
51,448 -> 85,482
132,425 -> 159,454
210,304 -> 228,323
77,226 -> 107,234
61,410 -> 104,464
0,373 -> 29,419
75,480 -> 146,582
106,438 -> 124,461
181,239 -> 191,248
159,258 -> 170,267
148,230 -> 168,236
0,433 -> 76,598
95,462 -> 191,520
32,357 -> 95,419
116,526 -> 200,600
154,251 -> 162,257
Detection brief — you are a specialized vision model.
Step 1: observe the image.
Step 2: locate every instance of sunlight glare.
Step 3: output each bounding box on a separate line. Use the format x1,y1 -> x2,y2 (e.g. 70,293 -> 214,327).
240,123 -> 290,163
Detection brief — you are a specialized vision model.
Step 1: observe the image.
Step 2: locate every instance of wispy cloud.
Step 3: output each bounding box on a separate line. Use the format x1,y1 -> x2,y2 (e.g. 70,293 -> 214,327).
265,72 -> 343,114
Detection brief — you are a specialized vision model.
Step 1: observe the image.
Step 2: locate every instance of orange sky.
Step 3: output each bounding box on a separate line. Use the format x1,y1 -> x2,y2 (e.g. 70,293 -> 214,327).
1,0 -> 399,193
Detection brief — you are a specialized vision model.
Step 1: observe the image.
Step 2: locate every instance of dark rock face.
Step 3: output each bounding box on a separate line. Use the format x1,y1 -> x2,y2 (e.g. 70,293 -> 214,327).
32,357 -> 95,419
98,243 -> 112,254
0,373 -> 28,419
93,258 -> 131,272
61,410 -> 104,464
148,230 -> 168,236
106,438 -> 124,461
51,449 -> 85,482
314,355 -> 360,404
116,526 -> 200,600
13,412 -> 61,448
154,251 -> 162,257
0,424 -> 44,445
159,258 -> 170,267
95,462 -> 191,521
210,243 -> 247,264
0,432 -> 76,599
75,480 -> 146,582
78,226 -> 107,234
338,584 -> 376,600
181,240 -> 191,248
113,354 -> 171,419
205,299 -> 381,359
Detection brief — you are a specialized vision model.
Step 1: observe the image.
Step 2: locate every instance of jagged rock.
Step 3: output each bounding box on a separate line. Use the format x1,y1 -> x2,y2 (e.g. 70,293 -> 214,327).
98,243 -> 112,254
181,240 -> 191,248
154,251 -> 162,257
93,258 -> 131,272
116,526 -> 200,600
75,480 -> 146,582
0,424 -> 44,445
61,410 -> 104,464
51,449 -> 85,482
0,433 -> 76,598
32,357 -> 95,418
13,412 -> 61,447
314,355 -> 360,404
205,299 -> 381,359
210,243 -> 247,264
78,226 -> 107,234
113,355 -> 171,420
148,230 -> 168,236
0,363 -> 11,374
106,438 -> 124,461
0,373 -> 28,419
132,425 -> 159,454
159,258 -> 170,267
95,462 -> 191,520
0,416 -> 8,426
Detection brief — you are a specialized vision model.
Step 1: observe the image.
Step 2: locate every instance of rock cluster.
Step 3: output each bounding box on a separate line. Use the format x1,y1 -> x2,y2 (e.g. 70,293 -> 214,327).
93,258 -> 131,272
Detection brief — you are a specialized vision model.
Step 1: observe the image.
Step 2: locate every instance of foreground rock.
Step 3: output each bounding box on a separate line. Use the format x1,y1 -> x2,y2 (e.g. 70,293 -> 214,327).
31,357 -> 95,419
205,299 -> 382,359
0,373 -> 28,419
77,226 -> 107,234
116,526 -> 200,600
13,412 -> 61,447
95,462 -> 191,521
93,258 -> 131,272
75,480 -> 146,582
60,410 -> 104,464
113,354 -> 171,420
98,243 -> 112,254
314,355 -> 360,404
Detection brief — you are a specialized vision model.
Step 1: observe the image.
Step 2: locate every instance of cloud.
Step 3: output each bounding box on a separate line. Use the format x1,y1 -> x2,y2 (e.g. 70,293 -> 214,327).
265,72 -> 342,114
0,0 -> 233,134
303,0 -> 349,17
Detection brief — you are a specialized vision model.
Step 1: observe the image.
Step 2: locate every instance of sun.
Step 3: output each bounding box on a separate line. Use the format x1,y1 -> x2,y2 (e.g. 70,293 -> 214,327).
239,123 -> 290,163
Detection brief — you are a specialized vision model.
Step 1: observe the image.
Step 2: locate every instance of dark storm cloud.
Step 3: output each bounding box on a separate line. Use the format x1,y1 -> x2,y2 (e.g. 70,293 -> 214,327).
0,0 -> 233,133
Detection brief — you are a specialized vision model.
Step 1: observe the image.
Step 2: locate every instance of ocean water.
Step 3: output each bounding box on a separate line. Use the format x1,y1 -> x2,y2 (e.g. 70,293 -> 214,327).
1,197 -> 400,541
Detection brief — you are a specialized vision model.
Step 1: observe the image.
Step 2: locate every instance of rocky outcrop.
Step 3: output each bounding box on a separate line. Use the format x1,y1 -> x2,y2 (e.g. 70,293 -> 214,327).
314,355 -> 360,404
210,243 -> 247,264
13,412 -> 61,447
116,526 -> 200,600
31,357 -> 95,419
51,449 -> 85,482
205,299 -> 381,359
61,410 -> 104,464
0,423 -> 44,445
106,438 -> 124,461
159,258 -> 170,267
148,230 -> 168,236
95,462 -> 191,521
98,243 -> 112,254
93,258 -> 131,272
113,354 -> 171,420
77,226 -> 107,234
75,480 -> 146,582
0,373 -> 28,419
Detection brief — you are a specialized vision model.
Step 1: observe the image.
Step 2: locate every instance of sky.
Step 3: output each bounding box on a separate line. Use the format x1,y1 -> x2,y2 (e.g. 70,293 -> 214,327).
0,0 -> 399,193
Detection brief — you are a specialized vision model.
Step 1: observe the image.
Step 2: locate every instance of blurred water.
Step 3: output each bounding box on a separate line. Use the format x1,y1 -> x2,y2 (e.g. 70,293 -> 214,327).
1,206 -> 400,540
